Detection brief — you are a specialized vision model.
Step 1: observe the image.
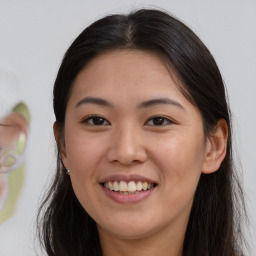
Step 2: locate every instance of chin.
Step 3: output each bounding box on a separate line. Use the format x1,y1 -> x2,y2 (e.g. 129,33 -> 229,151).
96,216 -> 163,240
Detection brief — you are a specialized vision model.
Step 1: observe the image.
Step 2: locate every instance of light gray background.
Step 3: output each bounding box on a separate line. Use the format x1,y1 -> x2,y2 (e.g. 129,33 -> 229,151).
0,0 -> 255,255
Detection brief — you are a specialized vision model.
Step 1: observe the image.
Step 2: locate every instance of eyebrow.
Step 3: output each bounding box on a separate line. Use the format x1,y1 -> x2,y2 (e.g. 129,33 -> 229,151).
138,98 -> 185,111
75,96 -> 185,111
75,97 -> 114,108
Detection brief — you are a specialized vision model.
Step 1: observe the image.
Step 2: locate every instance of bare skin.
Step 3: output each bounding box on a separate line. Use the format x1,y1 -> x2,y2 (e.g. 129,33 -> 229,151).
57,50 -> 228,256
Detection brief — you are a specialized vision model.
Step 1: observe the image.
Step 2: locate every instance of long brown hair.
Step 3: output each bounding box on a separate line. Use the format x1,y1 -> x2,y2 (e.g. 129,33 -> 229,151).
37,9 -> 246,255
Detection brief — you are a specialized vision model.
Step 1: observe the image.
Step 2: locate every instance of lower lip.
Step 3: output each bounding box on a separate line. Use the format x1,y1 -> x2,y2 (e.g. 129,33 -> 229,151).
101,185 -> 155,204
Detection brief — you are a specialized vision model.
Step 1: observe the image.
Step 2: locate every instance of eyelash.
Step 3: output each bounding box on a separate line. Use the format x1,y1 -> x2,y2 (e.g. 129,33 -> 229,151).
82,115 -> 110,126
145,116 -> 173,126
82,115 -> 174,126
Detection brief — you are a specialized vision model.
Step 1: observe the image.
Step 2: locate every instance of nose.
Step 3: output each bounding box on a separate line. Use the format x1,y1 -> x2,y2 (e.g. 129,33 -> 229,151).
107,124 -> 147,166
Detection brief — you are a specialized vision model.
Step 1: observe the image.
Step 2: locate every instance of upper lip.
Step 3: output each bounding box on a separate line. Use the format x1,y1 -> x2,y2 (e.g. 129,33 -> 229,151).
99,174 -> 158,184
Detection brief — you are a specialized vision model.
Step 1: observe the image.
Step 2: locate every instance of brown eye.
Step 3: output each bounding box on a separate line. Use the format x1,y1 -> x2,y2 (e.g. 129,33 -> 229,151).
146,116 -> 172,126
83,116 -> 110,126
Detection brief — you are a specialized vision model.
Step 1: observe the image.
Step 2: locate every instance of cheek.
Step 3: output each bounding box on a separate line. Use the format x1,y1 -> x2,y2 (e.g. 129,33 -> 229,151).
66,138 -> 101,175
150,136 -> 205,218
64,130 -> 110,186
151,134 -> 205,194
65,134 -> 105,210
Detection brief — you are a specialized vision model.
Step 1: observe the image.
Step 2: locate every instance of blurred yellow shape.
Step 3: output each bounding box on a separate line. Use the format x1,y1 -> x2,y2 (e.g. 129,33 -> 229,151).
0,165 -> 24,224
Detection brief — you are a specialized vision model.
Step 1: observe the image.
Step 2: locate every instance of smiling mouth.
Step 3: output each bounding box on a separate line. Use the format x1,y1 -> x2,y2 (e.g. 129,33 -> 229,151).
101,181 -> 157,194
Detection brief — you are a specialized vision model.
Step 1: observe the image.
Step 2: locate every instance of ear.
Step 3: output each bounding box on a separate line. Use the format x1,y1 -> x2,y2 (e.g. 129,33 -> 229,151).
53,121 -> 69,169
202,119 -> 228,174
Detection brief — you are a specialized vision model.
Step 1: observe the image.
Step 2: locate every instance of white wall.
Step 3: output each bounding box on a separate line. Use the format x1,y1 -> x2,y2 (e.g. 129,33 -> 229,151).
0,0 -> 255,255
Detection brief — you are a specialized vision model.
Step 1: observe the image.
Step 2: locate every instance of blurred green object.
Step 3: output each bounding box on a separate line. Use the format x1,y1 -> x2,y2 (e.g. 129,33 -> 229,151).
0,102 -> 30,222
0,165 -> 25,224
14,132 -> 26,155
13,102 -> 31,123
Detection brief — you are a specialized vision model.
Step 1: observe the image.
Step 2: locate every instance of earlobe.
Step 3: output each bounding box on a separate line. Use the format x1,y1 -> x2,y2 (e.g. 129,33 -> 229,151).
202,119 -> 228,174
53,122 -> 68,168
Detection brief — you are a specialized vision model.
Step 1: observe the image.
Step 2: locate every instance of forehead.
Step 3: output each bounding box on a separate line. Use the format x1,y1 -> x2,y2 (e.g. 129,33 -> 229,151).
70,50 -> 185,102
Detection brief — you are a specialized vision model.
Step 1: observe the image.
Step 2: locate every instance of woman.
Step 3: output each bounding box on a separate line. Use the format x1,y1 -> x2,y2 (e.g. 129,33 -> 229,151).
38,9 -> 246,256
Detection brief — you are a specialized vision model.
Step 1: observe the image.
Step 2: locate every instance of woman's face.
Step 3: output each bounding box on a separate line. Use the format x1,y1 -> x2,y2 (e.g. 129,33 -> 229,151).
61,50 -> 211,241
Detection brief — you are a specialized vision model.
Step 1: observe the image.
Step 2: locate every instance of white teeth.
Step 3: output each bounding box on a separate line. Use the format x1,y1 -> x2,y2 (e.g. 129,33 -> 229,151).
142,182 -> 148,190
109,182 -> 114,191
113,181 -> 119,191
103,180 -> 155,193
119,181 -> 128,192
136,181 -> 142,191
127,181 -> 137,193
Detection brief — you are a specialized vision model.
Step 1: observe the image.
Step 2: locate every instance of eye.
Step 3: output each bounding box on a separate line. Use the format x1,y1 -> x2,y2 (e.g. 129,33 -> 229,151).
145,116 -> 173,126
82,115 -> 110,126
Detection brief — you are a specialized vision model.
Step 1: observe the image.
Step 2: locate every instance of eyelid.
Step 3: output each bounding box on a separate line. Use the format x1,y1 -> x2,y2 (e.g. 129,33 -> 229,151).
81,115 -> 110,125
144,115 -> 176,126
